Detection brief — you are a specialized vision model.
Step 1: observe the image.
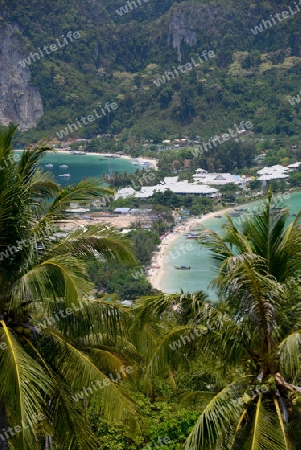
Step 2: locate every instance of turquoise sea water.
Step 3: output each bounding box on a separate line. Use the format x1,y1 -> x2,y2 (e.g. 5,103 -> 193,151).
160,191 -> 301,297
15,151 -> 140,186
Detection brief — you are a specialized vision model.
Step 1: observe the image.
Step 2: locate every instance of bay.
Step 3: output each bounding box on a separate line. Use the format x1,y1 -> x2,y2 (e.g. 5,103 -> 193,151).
15,151 -> 140,186
160,191 -> 301,297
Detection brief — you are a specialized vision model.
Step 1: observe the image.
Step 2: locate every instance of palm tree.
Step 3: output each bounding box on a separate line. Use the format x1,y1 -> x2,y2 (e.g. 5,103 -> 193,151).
0,124 -> 142,449
136,194 -> 301,449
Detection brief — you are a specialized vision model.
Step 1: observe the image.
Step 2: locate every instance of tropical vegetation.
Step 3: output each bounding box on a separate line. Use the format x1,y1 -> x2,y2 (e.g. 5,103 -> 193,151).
2,0 -> 300,144
0,124 -> 143,449
134,192 -> 301,448
1,123 -> 301,449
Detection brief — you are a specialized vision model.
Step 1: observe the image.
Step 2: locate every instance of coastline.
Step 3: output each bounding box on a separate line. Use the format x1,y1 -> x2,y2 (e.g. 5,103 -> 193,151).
53,149 -> 158,170
147,207 -> 234,292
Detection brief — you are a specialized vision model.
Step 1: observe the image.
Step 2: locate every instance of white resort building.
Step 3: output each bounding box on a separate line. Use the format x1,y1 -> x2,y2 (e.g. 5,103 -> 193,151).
116,176 -> 220,200
256,163 -> 301,183
193,169 -> 251,190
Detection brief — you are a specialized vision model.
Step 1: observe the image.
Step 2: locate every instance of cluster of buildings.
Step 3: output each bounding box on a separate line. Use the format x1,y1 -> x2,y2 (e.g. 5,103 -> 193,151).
116,162 -> 301,202
116,169 -> 252,201
257,163 -> 301,182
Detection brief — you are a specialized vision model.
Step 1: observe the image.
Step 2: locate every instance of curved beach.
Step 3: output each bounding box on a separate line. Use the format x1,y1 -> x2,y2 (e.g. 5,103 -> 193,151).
148,191 -> 301,293
147,208 -> 233,292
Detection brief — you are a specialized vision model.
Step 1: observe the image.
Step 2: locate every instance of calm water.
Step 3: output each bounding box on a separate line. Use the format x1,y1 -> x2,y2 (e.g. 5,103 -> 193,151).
15,151 -> 140,186
160,191 -> 301,297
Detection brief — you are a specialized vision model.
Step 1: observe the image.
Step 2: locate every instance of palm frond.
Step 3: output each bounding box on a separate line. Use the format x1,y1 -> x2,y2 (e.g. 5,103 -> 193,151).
131,296 -> 171,360
272,394 -> 292,450
228,407 -> 249,450
193,302 -> 250,367
250,396 -> 292,450
278,331 -> 301,378
11,255 -> 93,309
31,298 -> 135,355
41,328 -> 142,439
199,228 -> 234,269
50,383 -> 99,450
17,146 -> 52,181
24,337 -> 98,450
0,123 -> 18,163
42,223 -> 136,265
179,391 -> 216,408
41,179 -> 115,221
89,348 -> 138,378
0,321 -> 53,450
222,215 -> 253,254
22,167 -> 59,201
214,254 -> 284,337
145,325 -> 209,378
185,379 -> 247,450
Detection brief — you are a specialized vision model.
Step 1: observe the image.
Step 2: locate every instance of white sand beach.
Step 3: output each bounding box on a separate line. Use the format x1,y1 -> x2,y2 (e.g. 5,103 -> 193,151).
147,208 -> 233,291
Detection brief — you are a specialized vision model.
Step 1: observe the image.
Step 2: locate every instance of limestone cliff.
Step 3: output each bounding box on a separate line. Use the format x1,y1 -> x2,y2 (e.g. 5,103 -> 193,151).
167,5 -> 220,62
168,11 -> 197,62
0,25 -> 44,130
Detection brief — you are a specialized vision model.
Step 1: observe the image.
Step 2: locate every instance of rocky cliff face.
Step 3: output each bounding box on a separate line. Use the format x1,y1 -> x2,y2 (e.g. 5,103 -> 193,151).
167,5 -> 223,62
168,11 -> 197,62
0,25 -> 44,130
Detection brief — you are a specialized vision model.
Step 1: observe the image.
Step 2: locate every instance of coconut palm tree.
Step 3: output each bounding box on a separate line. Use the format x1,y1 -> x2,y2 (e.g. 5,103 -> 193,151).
200,190 -> 301,286
0,124 -> 142,450
136,194 -> 301,449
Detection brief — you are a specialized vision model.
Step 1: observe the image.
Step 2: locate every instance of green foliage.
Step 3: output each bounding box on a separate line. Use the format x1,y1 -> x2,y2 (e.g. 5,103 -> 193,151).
111,197 -> 141,209
146,405 -> 199,450
134,196 -> 301,449
288,170 -> 301,187
151,218 -> 172,236
4,0 -> 301,143
87,229 -> 160,299
85,418 -> 139,450
86,394 -> 200,450
0,124 -> 140,449
127,229 -> 160,266
151,190 -> 181,208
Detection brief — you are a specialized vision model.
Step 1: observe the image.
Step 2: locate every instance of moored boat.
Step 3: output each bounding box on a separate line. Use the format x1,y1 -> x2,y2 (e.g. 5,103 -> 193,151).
174,265 -> 191,270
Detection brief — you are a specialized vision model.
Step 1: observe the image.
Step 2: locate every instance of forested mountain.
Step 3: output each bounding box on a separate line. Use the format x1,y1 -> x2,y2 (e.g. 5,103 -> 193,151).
1,0 -> 301,142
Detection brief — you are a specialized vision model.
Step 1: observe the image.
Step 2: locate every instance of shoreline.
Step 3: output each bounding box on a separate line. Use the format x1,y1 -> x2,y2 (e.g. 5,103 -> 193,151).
147,189 -> 299,292
147,207 -> 234,292
53,149 -> 158,170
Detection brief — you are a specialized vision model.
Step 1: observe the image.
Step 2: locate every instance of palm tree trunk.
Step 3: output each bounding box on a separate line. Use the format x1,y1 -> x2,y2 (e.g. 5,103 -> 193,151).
0,399 -> 8,450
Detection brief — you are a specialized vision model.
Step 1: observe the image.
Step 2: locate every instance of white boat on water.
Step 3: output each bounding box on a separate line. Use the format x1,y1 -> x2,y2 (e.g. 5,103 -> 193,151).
59,164 -> 68,168
45,164 -> 53,168
58,173 -> 70,178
